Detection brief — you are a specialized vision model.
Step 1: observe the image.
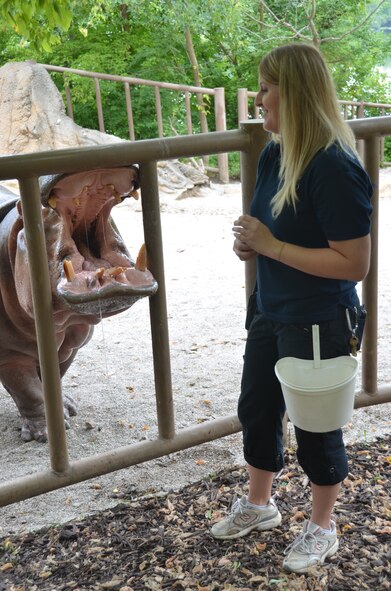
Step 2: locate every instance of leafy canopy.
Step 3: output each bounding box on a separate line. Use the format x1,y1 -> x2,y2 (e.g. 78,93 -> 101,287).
0,0 -> 73,52
0,0 -> 389,142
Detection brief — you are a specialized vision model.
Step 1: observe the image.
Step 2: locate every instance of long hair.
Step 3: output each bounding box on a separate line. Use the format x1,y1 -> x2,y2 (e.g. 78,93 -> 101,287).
259,43 -> 358,217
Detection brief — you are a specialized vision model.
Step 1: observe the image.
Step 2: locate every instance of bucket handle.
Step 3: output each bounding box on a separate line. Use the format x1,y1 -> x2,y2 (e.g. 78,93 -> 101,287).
312,324 -> 321,369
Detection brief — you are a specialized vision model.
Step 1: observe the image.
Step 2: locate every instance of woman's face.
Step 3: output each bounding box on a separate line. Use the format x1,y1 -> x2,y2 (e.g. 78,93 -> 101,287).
255,80 -> 280,134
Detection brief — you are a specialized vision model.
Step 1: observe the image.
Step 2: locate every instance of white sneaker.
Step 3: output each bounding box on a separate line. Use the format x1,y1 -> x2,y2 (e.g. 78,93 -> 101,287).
283,520 -> 339,573
210,495 -> 282,540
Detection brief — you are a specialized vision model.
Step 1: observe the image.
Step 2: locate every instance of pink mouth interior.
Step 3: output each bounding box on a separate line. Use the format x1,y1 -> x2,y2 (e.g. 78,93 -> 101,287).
48,168 -> 156,298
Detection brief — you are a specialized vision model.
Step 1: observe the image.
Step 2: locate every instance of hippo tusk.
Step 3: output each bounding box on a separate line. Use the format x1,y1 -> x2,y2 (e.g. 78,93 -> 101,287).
63,259 -> 76,281
135,243 -> 147,272
106,266 -> 124,278
48,195 -> 57,209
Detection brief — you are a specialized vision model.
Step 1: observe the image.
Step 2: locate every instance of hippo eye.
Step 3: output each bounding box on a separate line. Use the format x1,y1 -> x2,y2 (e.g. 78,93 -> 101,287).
58,246 -> 75,261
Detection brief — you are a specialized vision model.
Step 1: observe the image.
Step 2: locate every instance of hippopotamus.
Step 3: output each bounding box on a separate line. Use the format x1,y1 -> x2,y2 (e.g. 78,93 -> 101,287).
0,167 -> 158,442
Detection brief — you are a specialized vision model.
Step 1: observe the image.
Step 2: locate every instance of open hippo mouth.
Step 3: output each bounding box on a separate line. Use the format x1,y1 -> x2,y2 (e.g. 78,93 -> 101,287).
41,167 -> 158,316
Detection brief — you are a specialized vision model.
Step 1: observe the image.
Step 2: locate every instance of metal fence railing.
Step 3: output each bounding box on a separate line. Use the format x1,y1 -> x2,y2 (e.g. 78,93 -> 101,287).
41,63 -> 391,183
0,116 -> 390,507
40,63 -> 230,183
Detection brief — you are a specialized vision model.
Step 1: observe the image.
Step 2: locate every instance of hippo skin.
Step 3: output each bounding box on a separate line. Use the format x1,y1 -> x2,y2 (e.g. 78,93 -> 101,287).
0,167 -> 158,442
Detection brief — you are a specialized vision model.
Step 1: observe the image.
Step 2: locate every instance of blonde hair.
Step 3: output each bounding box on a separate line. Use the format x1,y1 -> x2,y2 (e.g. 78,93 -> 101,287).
259,43 -> 358,217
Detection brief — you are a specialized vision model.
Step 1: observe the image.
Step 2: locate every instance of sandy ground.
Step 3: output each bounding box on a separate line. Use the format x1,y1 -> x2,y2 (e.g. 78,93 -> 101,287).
1,170 -> 391,536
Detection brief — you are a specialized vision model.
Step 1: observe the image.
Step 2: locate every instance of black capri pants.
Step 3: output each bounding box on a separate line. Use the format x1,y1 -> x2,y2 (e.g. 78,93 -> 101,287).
238,306 -> 354,485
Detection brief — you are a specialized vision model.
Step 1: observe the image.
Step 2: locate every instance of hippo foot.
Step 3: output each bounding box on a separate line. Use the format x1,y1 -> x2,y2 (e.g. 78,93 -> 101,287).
20,395 -> 77,442
21,417 -> 48,443
64,393 -> 78,418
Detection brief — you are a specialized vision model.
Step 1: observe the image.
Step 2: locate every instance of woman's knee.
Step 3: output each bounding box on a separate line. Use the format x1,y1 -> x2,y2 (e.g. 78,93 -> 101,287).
295,428 -> 349,485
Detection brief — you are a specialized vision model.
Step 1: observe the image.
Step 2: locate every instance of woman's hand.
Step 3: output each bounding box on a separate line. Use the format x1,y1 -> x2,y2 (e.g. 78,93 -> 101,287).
232,215 -> 371,281
233,214 -> 282,260
233,238 -> 257,261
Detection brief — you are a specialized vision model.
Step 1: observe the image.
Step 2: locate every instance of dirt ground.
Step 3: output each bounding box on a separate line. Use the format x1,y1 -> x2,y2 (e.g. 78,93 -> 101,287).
0,170 -> 390,536
2,436 -> 390,591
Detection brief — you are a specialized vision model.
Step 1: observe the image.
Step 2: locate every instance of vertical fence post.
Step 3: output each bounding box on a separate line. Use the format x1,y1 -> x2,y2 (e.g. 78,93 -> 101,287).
238,88 -> 249,124
139,161 -> 175,439
18,177 -> 70,473
214,87 -> 229,183
239,121 -> 269,303
155,86 -> 164,138
94,77 -> 105,133
361,136 -> 380,395
64,83 -> 74,120
356,102 -> 365,159
184,91 -> 193,135
124,82 -> 135,141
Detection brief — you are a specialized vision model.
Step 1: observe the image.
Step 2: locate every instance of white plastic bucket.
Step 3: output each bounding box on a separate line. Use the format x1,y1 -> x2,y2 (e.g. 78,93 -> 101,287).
274,325 -> 358,432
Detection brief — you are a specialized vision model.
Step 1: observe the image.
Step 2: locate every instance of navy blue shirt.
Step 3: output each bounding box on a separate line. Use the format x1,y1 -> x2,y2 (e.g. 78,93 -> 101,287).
250,141 -> 373,323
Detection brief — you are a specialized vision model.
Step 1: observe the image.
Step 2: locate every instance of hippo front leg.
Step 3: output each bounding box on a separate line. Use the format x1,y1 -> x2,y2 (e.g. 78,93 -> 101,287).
1,366 -> 47,441
0,363 -> 75,442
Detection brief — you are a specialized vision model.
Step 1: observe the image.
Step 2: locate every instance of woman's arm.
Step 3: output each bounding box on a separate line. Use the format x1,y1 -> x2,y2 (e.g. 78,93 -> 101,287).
233,214 -> 371,282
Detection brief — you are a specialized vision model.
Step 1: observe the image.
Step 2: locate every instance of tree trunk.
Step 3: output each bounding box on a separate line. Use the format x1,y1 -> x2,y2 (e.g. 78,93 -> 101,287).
184,25 -> 209,137
119,4 -> 130,32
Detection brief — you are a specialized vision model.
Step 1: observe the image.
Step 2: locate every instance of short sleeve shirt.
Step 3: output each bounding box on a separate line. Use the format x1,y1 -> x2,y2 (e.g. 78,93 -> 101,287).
250,141 -> 373,323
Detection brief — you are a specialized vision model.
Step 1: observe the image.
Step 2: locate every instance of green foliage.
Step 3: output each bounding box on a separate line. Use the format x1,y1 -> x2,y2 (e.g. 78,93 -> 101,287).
0,0 -> 72,52
0,0 -> 389,170
383,138 -> 391,163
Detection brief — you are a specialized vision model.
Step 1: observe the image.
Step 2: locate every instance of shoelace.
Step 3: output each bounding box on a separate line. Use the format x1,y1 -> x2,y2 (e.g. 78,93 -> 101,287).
284,530 -> 324,555
229,496 -> 275,517
229,497 -> 242,515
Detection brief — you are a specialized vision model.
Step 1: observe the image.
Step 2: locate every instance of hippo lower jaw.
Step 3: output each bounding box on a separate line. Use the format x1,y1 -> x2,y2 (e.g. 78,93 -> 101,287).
46,168 -> 158,316
57,273 -> 158,315
57,243 -> 158,316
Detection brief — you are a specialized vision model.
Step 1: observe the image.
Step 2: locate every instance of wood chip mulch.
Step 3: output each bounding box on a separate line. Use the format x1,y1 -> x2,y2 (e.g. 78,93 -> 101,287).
1,435 -> 390,591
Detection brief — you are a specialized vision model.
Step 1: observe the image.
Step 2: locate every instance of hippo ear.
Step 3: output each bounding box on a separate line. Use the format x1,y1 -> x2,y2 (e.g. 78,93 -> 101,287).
129,165 -> 140,190
16,200 -> 23,217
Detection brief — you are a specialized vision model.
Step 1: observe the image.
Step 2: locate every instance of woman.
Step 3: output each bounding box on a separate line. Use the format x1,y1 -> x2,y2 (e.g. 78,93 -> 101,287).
210,43 -> 372,574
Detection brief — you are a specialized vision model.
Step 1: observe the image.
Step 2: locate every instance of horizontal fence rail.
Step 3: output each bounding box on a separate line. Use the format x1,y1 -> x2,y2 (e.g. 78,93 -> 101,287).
238,90 -> 391,162
40,63 -> 229,183
0,117 -> 390,507
41,63 -> 391,185
238,89 -> 391,122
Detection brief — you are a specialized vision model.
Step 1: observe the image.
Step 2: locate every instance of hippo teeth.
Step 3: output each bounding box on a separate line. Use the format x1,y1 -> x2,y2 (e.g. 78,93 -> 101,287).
135,243 -> 147,272
106,266 -> 125,278
114,188 -> 139,204
92,267 -> 125,283
63,244 -> 147,284
63,259 -> 76,281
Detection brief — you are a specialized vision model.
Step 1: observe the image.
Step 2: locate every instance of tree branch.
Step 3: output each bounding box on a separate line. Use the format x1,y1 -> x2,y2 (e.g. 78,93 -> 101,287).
306,0 -> 320,47
259,0 -> 312,40
320,0 -> 387,44
245,0 -> 387,51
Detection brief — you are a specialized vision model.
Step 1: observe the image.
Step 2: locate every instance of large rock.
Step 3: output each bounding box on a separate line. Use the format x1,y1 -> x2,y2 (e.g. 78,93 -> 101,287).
0,60 -> 209,194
